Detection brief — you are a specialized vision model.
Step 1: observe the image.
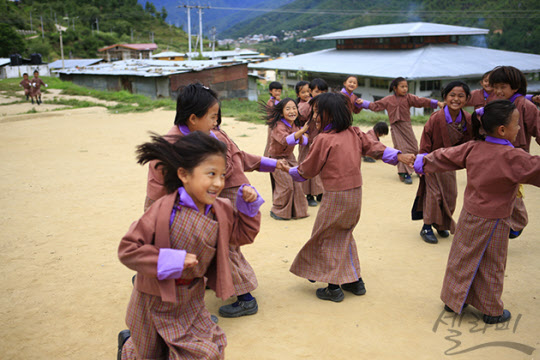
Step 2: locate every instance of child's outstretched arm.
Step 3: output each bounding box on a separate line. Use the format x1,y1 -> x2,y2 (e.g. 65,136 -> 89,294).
230,184 -> 264,247
414,142 -> 471,175
358,97 -> 389,112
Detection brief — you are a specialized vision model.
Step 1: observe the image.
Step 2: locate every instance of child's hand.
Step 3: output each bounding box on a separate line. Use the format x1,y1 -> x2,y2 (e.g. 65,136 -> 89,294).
437,101 -> 445,108
184,253 -> 198,269
356,98 -> 363,105
532,95 -> 540,104
242,185 -> 258,203
275,159 -> 289,171
397,153 -> 416,168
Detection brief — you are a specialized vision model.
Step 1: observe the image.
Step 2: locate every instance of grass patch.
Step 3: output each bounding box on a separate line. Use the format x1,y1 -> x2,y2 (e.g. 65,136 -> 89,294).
25,108 -> 38,114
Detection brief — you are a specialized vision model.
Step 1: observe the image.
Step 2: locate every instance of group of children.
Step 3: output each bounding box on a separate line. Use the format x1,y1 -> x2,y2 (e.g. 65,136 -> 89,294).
19,70 -> 47,105
116,65 -> 539,359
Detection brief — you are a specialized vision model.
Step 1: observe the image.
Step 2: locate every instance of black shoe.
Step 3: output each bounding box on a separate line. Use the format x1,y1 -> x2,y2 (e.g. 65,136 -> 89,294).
117,330 -> 131,360
420,229 -> 438,244
308,279 -> 316,283
483,309 -> 511,324
316,287 -> 344,302
437,229 -> 450,238
363,156 -> 376,163
444,303 -> 468,313
270,211 -> 288,221
341,278 -> 366,296
316,194 -> 323,202
26,95 -> 29,101
219,298 -> 258,318
31,99 -> 34,104
509,229 -> 522,239
211,314 -> 219,324
307,195 -> 318,207
131,274 -> 136,285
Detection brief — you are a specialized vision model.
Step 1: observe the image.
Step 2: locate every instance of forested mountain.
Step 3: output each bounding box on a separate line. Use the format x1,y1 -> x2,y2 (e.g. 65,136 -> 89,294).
0,0 -> 188,60
138,0 -> 296,35
221,0 -> 540,56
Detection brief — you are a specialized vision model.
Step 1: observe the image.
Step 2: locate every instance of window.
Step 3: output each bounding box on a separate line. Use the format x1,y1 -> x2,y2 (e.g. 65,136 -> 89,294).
420,80 -> 441,91
371,78 -> 389,89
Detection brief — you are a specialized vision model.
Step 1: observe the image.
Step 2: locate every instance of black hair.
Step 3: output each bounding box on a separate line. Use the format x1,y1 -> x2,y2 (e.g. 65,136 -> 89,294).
441,81 -> 471,100
136,131 -> 227,194
481,70 -> 491,81
489,66 -> 527,95
309,78 -> 328,92
343,75 -> 357,84
295,80 -> 310,103
373,121 -> 389,136
269,81 -> 283,92
174,83 -> 219,126
471,100 -> 516,141
309,92 -> 352,133
389,77 -> 406,93
33,70 -> 39,74
23,73 -> 28,76
266,97 -> 298,129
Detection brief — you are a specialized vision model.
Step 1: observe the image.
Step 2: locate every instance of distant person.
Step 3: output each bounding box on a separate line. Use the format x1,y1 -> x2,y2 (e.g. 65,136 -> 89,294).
488,65 -> 540,239
283,92 -> 414,302
309,78 -> 328,98
341,75 -> 363,114
19,73 -> 31,101
295,80 -> 323,206
117,132 -> 263,359
29,70 -> 47,105
414,100 -> 540,324
266,97 -> 309,220
412,81 -> 473,244
263,81 -> 283,157
466,71 -> 498,109
363,121 -> 389,163
357,77 -> 444,184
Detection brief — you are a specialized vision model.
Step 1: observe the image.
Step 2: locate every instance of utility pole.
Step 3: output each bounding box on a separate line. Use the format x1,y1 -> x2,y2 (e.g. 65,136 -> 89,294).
179,4 -> 209,60
96,18 -> 99,33
30,11 -> 33,31
210,26 -> 216,58
56,24 -> 65,70
131,28 -> 134,42
40,16 -> 44,39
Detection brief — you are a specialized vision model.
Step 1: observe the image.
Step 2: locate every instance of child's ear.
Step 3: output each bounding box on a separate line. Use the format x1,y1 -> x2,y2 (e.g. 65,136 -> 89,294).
177,167 -> 189,183
188,114 -> 198,126
496,125 -> 506,138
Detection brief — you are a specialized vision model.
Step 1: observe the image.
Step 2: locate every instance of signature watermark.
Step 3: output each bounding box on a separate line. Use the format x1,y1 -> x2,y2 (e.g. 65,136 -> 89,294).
432,309 -> 536,355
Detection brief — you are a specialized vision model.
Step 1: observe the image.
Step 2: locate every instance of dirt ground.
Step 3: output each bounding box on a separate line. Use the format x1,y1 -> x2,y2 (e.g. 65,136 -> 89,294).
0,95 -> 539,360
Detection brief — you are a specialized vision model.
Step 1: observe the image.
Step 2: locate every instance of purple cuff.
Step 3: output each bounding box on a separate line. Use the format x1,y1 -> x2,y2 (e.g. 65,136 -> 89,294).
259,157 -> 277,172
525,94 -> 533,101
236,184 -> 265,217
157,248 -> 187,280
286,133 -> 298,146
430,99 -> 438,108
360,100 -> 371,109
289,166 -> 307,182
414,153 -> 427,175
382,147 -> 401,165
300,134 -> 308,146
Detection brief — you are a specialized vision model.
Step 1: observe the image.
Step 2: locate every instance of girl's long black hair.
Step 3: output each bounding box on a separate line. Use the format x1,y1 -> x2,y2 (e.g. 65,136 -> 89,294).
136,131 -> 227,194
471,100 -> 516,140
309,92 -> 352,133
264,97 -> 299,128
174,83 -> 219,126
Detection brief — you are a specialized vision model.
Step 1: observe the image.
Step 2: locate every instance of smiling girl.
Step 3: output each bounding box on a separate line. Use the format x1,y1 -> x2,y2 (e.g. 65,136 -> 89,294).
412,81 -> 473,244
266,98 -> 309,220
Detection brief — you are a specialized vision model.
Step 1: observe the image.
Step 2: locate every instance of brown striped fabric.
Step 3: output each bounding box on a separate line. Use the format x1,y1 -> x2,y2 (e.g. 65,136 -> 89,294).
509,187 -> 528,231
298,126 -> 324,196
121,201 -> 226,359
390,121 -> 418,175
122,282 -> 227,360
270,153 -> 309,219
290,187 -> 362,284
263,126 -> 272,157
218,186 -> 258,295
422,171 -> 457,233
440,210 -> 511,316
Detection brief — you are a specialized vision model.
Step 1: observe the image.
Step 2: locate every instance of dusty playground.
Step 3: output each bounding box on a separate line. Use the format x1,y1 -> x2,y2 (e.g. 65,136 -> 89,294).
0,91 -> 539,360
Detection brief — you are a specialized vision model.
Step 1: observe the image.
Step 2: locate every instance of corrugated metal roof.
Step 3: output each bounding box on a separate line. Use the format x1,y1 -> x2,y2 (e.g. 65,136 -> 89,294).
151,51 -> 185,58
0,58 -> 11,67
56,59 -> 245,77
314,22 -> 489,40
249,44 -> 540,80
48,59 -> 103,69
98,43 -> 158,52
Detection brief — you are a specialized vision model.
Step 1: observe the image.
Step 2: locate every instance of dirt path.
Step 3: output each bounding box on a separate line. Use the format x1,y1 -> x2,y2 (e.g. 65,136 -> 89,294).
0,96 -> 538,359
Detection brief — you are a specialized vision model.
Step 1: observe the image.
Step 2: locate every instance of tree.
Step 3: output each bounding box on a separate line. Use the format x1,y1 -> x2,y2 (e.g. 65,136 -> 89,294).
145,1 -> 156,15
0,24 -> 25,57
161,6 -> 168,21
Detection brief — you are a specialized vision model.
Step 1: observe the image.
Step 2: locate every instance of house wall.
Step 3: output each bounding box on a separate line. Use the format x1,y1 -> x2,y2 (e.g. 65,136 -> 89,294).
0,64 -> 50,79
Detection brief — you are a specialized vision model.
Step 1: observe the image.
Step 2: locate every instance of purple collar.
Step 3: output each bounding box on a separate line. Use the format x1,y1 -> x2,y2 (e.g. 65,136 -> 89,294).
178,124 -> 218,139
485,136 -> 514,148
483,89 -> 490,100
444,106 -> 465,130
280,118 -> 292,128
170,187 -> 212,226
323,123 -> 333,132
509,93 -> 523,103
341,88 -> 353,97
270,96 -> 279,105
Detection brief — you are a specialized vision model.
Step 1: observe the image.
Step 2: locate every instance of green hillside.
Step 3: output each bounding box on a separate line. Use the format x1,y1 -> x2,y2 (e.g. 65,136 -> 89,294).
223,0 -> 540,56
0,0 -> 192,61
